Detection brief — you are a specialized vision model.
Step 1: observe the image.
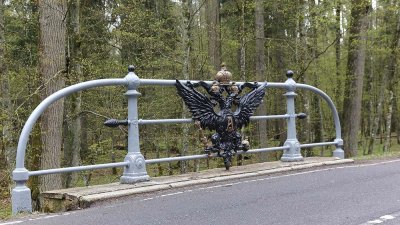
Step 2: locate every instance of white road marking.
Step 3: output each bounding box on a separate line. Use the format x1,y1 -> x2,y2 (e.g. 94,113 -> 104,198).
360,212 -> 399,224
43,215 -> 59,219
28,215 -> 58,220
160,191 -> 183,197
0,221 -> 23,225
141,197 -> 154,201
380,215 -> 395,220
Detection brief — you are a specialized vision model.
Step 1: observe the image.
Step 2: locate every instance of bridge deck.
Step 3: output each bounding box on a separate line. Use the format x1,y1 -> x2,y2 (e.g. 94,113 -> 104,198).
39,157 -> 353,213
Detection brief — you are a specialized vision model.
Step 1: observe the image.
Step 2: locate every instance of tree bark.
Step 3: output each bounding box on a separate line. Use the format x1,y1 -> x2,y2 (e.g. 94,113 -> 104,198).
239,0 -> 246,80
383,8 -> 400,151
309,0 -> 323,156
236,1 -> 247,165
255,0 -> 268,161
335,0 -> 342,103
395,98 -> 400,144
68,0 -> 83,187
0,0 -> 14,172
38,0 -> 67,192
180,0 -> 193,174
342,0 -> 370,157
206,0 -> 221,72
296,0 -> 312,149
383,91 -> 393,152
367,62 -> 386,155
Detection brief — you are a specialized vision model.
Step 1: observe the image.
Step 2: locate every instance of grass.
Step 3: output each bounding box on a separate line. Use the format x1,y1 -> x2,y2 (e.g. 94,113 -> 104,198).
0,199 -> 11,221
354,138 -> 400,161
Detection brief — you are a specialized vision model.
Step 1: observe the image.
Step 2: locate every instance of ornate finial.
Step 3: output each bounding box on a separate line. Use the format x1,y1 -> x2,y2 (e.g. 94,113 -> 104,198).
128,65 -> 135,72
125,65 -> 140,89
215,63 -> 232,85
286,70 -> 294,78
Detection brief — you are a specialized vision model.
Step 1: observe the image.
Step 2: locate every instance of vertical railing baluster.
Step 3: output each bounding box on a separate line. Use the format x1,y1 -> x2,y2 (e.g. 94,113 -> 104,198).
281,70 -> 303,162
120,65 -> 150,184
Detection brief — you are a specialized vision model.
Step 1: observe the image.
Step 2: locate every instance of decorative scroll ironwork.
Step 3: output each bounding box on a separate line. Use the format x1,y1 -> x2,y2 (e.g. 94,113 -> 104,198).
175,66 -> 267,170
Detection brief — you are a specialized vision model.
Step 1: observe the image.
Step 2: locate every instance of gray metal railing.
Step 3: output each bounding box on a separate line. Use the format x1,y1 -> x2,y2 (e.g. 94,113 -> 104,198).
11,66 -> 344,214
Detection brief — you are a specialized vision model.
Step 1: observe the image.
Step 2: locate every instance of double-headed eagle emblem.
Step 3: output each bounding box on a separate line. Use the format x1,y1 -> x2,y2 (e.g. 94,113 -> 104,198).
175,66 -> 267,170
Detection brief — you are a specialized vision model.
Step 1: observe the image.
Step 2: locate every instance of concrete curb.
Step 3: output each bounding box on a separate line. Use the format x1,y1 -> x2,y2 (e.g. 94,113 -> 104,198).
39,158 -> 354,212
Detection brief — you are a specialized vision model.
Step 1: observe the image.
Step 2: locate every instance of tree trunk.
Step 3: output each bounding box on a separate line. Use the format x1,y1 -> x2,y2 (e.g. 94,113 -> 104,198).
383,91 -> 393,152
363,8 -> 376,155
81,113 -> 90,186
255,0 -> 268,161
342,0 -> 370,157
111,132 -> 117,175
395,98 -> 400,145
296,0 -> 311,146
366,53 -> 381,155
0,1 -> 16,199
236,1 -> 247,165
38,0 -> 67,192
180,0 -> 193,174
335,0 -> 342,103
0,0 -> 14,173
206,0 -> 221,72
239,0 -> 246,80
68,0 -> 83,187
310,0 -> 323,156
383,8 -> 400,151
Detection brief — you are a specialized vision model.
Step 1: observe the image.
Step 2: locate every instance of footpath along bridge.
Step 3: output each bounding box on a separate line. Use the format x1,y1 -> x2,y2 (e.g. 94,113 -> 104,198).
11,66 -> 344,214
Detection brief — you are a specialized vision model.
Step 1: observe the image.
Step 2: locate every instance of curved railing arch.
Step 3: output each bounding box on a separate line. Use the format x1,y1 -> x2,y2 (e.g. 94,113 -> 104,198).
11,68 -> 344,214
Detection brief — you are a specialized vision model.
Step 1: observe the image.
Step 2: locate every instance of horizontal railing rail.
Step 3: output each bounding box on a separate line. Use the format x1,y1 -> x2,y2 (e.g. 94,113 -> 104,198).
11,66 -> 344,215
28,162 -> 130,177
137,114 -> 291,125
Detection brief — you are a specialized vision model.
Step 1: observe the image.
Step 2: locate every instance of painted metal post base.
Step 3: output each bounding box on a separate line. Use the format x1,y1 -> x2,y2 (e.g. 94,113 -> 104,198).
12,185 -> 32,214
12,167 -> 32,214
281,139 -> 304,162
333,138 -> 345,159
120,153 -> 150,184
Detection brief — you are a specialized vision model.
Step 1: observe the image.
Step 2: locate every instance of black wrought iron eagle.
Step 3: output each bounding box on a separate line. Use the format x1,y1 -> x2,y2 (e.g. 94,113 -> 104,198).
175,76 -> 267,170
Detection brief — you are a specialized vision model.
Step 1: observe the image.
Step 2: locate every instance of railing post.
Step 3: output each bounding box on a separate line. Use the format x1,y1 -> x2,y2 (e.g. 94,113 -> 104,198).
11,168 -> 31,214
120,65 -> 150,184
333,139 -> 344,159
281,70 -> 303,162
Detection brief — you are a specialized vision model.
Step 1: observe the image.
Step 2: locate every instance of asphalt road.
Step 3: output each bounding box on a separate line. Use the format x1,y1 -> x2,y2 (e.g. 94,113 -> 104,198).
4,159 -> 400,225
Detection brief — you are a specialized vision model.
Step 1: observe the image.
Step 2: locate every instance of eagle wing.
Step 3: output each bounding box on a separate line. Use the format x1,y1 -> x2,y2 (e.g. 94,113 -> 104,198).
234,82 -> 267,129
238,82 -> 259,94
175,80 -> 220,130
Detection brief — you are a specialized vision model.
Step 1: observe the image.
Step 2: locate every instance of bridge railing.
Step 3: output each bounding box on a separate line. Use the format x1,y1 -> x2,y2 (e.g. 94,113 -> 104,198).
11,66 -> 344,214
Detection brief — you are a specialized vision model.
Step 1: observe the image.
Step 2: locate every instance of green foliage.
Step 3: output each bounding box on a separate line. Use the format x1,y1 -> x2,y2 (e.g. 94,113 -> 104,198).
0,200 -> 11,220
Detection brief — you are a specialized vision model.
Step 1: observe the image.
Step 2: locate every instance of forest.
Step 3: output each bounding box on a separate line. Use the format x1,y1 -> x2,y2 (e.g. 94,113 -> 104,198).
0,0 -> 399,214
